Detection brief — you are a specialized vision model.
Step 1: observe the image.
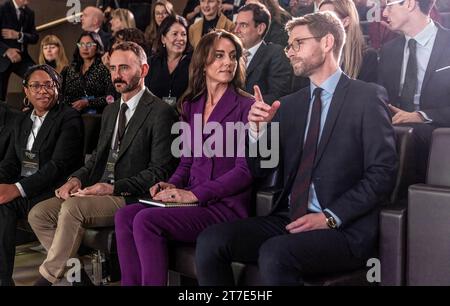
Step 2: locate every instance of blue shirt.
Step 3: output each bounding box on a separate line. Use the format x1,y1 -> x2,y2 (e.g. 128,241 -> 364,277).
289,68 -> 343,226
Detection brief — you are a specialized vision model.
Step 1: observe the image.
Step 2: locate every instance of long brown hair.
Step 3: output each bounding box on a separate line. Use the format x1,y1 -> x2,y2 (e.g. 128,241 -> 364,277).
144,0 -> 176,51
38,35 -> 69,74
180,30 -> 246,110
319,0 -> 365,79
253,0 -> 291,24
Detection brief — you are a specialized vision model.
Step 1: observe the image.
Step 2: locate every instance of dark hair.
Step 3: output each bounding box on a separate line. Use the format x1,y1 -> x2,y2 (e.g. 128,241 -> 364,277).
72,31 -> 104,73
23,64 -> 63,103
417,0 -> 436,15
238,3 -> 272,38
156,15 -> 191,56
110,41 -> 148,65
113,28 -> 148,51
286,12 -> 345,60
180,30 -> 246,109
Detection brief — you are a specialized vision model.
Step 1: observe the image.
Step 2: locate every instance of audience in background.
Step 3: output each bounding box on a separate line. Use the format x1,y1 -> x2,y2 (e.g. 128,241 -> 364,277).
102,28 -> 149,67
319,0 -> 378,82
234,3 -> 292,103
38,35 -> 69,74
81,6 -> 112,51
145,16 -> 192,109
189,0 -> 234,48
246,0 -> 292,47
0,0 -> 38,102
109,8 -> 136,36
61,31 -> 116,114
145,0 -> 176,54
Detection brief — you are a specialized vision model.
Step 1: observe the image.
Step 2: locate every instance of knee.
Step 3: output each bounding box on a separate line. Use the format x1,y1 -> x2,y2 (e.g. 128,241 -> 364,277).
131,210 -> 160,237
60,197 -> 86,222
258,239 -> 289,276
196,223 -> 233,260
114,206 -> 135,230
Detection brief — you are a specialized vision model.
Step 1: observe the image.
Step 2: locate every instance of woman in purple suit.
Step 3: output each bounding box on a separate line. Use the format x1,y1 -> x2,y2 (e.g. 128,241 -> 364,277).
114,29 -> 254,286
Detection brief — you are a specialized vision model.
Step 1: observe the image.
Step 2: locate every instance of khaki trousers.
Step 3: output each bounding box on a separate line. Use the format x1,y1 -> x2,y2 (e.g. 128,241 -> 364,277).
28,195 -> 126,283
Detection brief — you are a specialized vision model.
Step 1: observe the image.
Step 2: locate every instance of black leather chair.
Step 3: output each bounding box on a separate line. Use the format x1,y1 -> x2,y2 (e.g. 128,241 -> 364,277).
406,128 -> 450,285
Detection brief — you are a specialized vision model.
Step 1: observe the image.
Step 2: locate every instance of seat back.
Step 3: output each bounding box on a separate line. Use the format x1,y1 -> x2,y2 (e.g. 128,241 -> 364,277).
426,128 -> 450,186
390,126 -> 417,204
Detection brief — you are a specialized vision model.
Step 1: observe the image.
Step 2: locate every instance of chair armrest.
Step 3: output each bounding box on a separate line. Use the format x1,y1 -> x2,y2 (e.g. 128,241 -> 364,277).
407,184 -> 450,285
255,187 -> 282,217
379,201 -> 407,286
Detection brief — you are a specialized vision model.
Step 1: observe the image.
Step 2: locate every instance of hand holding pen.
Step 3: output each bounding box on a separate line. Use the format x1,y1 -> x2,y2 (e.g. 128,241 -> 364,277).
149,182 -> 176,198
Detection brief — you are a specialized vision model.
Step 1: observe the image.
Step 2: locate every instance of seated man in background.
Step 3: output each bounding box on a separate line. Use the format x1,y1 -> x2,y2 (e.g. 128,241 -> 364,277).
28,42 -> 178,286
378,0 -> 450,182
234,3 -> 292,104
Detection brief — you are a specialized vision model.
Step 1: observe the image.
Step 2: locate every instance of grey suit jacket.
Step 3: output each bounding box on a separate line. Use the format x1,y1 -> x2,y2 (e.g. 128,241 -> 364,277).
71,88 -> 179,202
245,41 -> 292,104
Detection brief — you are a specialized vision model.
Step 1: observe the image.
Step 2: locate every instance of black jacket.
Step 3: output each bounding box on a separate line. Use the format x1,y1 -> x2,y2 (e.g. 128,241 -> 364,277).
0,103 -> 23,161
0,1 -> 38,72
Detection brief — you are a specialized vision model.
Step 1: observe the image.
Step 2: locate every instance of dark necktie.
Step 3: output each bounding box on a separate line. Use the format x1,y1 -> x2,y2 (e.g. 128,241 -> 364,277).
290,87 -> 323,220
400,39 -> 417,112
18,8 -> 25,27
113,103 -> 128,150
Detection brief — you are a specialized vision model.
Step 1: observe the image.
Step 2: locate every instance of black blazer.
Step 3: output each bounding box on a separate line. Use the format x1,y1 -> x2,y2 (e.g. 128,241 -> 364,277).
247,74 -> 398,259
379,24 -> 450,126
0,103 -> 84,200
0,103 -> 23,161
71,88 -> 179,202
358,47 -> 378,83
0,1 -> 38,72
245,42 -> 292,104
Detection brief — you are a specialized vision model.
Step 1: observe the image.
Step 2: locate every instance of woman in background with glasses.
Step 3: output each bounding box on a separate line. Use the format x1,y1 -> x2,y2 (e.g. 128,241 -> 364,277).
145,0 -> 176,54
0,64 -> 84,286
61,31 -> 117,114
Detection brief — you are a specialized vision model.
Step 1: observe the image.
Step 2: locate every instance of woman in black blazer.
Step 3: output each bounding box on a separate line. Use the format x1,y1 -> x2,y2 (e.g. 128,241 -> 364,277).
145,16 -> 192,109
0,64 -> 84,286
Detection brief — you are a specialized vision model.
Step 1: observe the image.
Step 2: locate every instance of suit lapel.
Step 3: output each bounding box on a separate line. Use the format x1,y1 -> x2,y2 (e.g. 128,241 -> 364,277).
313,75 -> 350,168
246,42 -> 267,76
117,89 -> 154,159
421,26 -> 450,99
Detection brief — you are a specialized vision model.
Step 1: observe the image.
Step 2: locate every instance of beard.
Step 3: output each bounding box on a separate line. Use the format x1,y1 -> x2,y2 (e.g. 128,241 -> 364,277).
114,73 -> 141,94
291,51 -> 326,78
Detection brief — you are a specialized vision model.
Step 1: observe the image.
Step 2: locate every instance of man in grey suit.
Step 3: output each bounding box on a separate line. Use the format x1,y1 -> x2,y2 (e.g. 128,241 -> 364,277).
234,2 -> 292,104
28,42 -> 178,286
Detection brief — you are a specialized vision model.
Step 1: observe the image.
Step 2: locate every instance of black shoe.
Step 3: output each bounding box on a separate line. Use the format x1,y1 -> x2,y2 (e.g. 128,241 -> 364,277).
71,268 -> 94,287
33,276 -> 52,286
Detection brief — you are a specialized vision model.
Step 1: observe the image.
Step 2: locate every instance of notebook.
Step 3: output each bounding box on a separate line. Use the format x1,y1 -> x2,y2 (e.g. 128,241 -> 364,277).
138,197 -> 198,208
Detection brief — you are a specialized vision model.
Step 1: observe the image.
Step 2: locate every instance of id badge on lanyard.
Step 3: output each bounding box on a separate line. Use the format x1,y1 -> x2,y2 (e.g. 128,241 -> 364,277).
162,90 -> 177,107
100,149 -> 119,184
21,149 -> 39,177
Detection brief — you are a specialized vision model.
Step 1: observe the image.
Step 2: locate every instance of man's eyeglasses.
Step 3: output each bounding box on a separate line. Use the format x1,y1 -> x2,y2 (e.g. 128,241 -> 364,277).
383,0 -> 406,10
27,82 -> 56,93
284,36 -> 322,54
77,42 -> 97,49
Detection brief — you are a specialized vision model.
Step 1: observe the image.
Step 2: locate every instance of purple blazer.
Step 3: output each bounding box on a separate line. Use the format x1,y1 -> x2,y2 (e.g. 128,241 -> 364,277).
168,86 -> 254,219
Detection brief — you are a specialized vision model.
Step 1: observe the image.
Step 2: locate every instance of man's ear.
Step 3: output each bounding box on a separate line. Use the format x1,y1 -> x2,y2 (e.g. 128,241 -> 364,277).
323,33 -> 335,54
141,63 -> 150,78
257,23 -> 267,36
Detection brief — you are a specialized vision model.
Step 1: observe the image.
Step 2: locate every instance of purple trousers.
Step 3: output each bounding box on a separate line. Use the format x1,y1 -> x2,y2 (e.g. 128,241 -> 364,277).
115,203 -> 238,285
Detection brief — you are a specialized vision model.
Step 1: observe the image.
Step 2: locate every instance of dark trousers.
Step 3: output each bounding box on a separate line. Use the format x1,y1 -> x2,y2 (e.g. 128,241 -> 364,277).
195,212 -> 366,286
0,56 -> 35,101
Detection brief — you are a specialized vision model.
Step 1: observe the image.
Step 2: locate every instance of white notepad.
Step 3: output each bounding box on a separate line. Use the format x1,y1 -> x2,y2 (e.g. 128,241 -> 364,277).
139,197 -> 198,208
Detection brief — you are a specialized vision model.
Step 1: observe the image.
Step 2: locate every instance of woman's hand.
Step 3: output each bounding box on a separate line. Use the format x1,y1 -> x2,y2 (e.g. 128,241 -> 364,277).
153,188 -> 198,204
149,182 -> 175,197
71,99 -> 89,111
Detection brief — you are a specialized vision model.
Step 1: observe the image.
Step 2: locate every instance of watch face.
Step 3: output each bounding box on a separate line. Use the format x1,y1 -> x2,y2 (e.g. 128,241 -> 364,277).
327,217 -> 337,229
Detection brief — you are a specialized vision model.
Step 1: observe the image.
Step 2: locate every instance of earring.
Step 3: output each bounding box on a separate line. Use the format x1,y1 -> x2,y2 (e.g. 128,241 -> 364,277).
23,97 -> 30,107
163,43 -> 166,48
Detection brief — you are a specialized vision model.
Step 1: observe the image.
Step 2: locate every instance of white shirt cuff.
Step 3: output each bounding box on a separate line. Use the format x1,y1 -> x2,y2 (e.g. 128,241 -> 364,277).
15,182 -> 26,197
324,208 -> 342,228
417,111 -> 432,123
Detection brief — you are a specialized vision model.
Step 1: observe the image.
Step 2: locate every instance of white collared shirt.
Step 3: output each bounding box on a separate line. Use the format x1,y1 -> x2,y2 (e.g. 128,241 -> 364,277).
111,87 -> 146,149
246,40 -> 264,68
12,0 -> 21,20
16,109 -> 49,197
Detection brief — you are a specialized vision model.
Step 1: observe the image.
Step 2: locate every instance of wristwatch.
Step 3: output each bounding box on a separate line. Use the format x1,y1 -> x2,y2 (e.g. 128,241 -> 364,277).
323,211 -> 337,229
